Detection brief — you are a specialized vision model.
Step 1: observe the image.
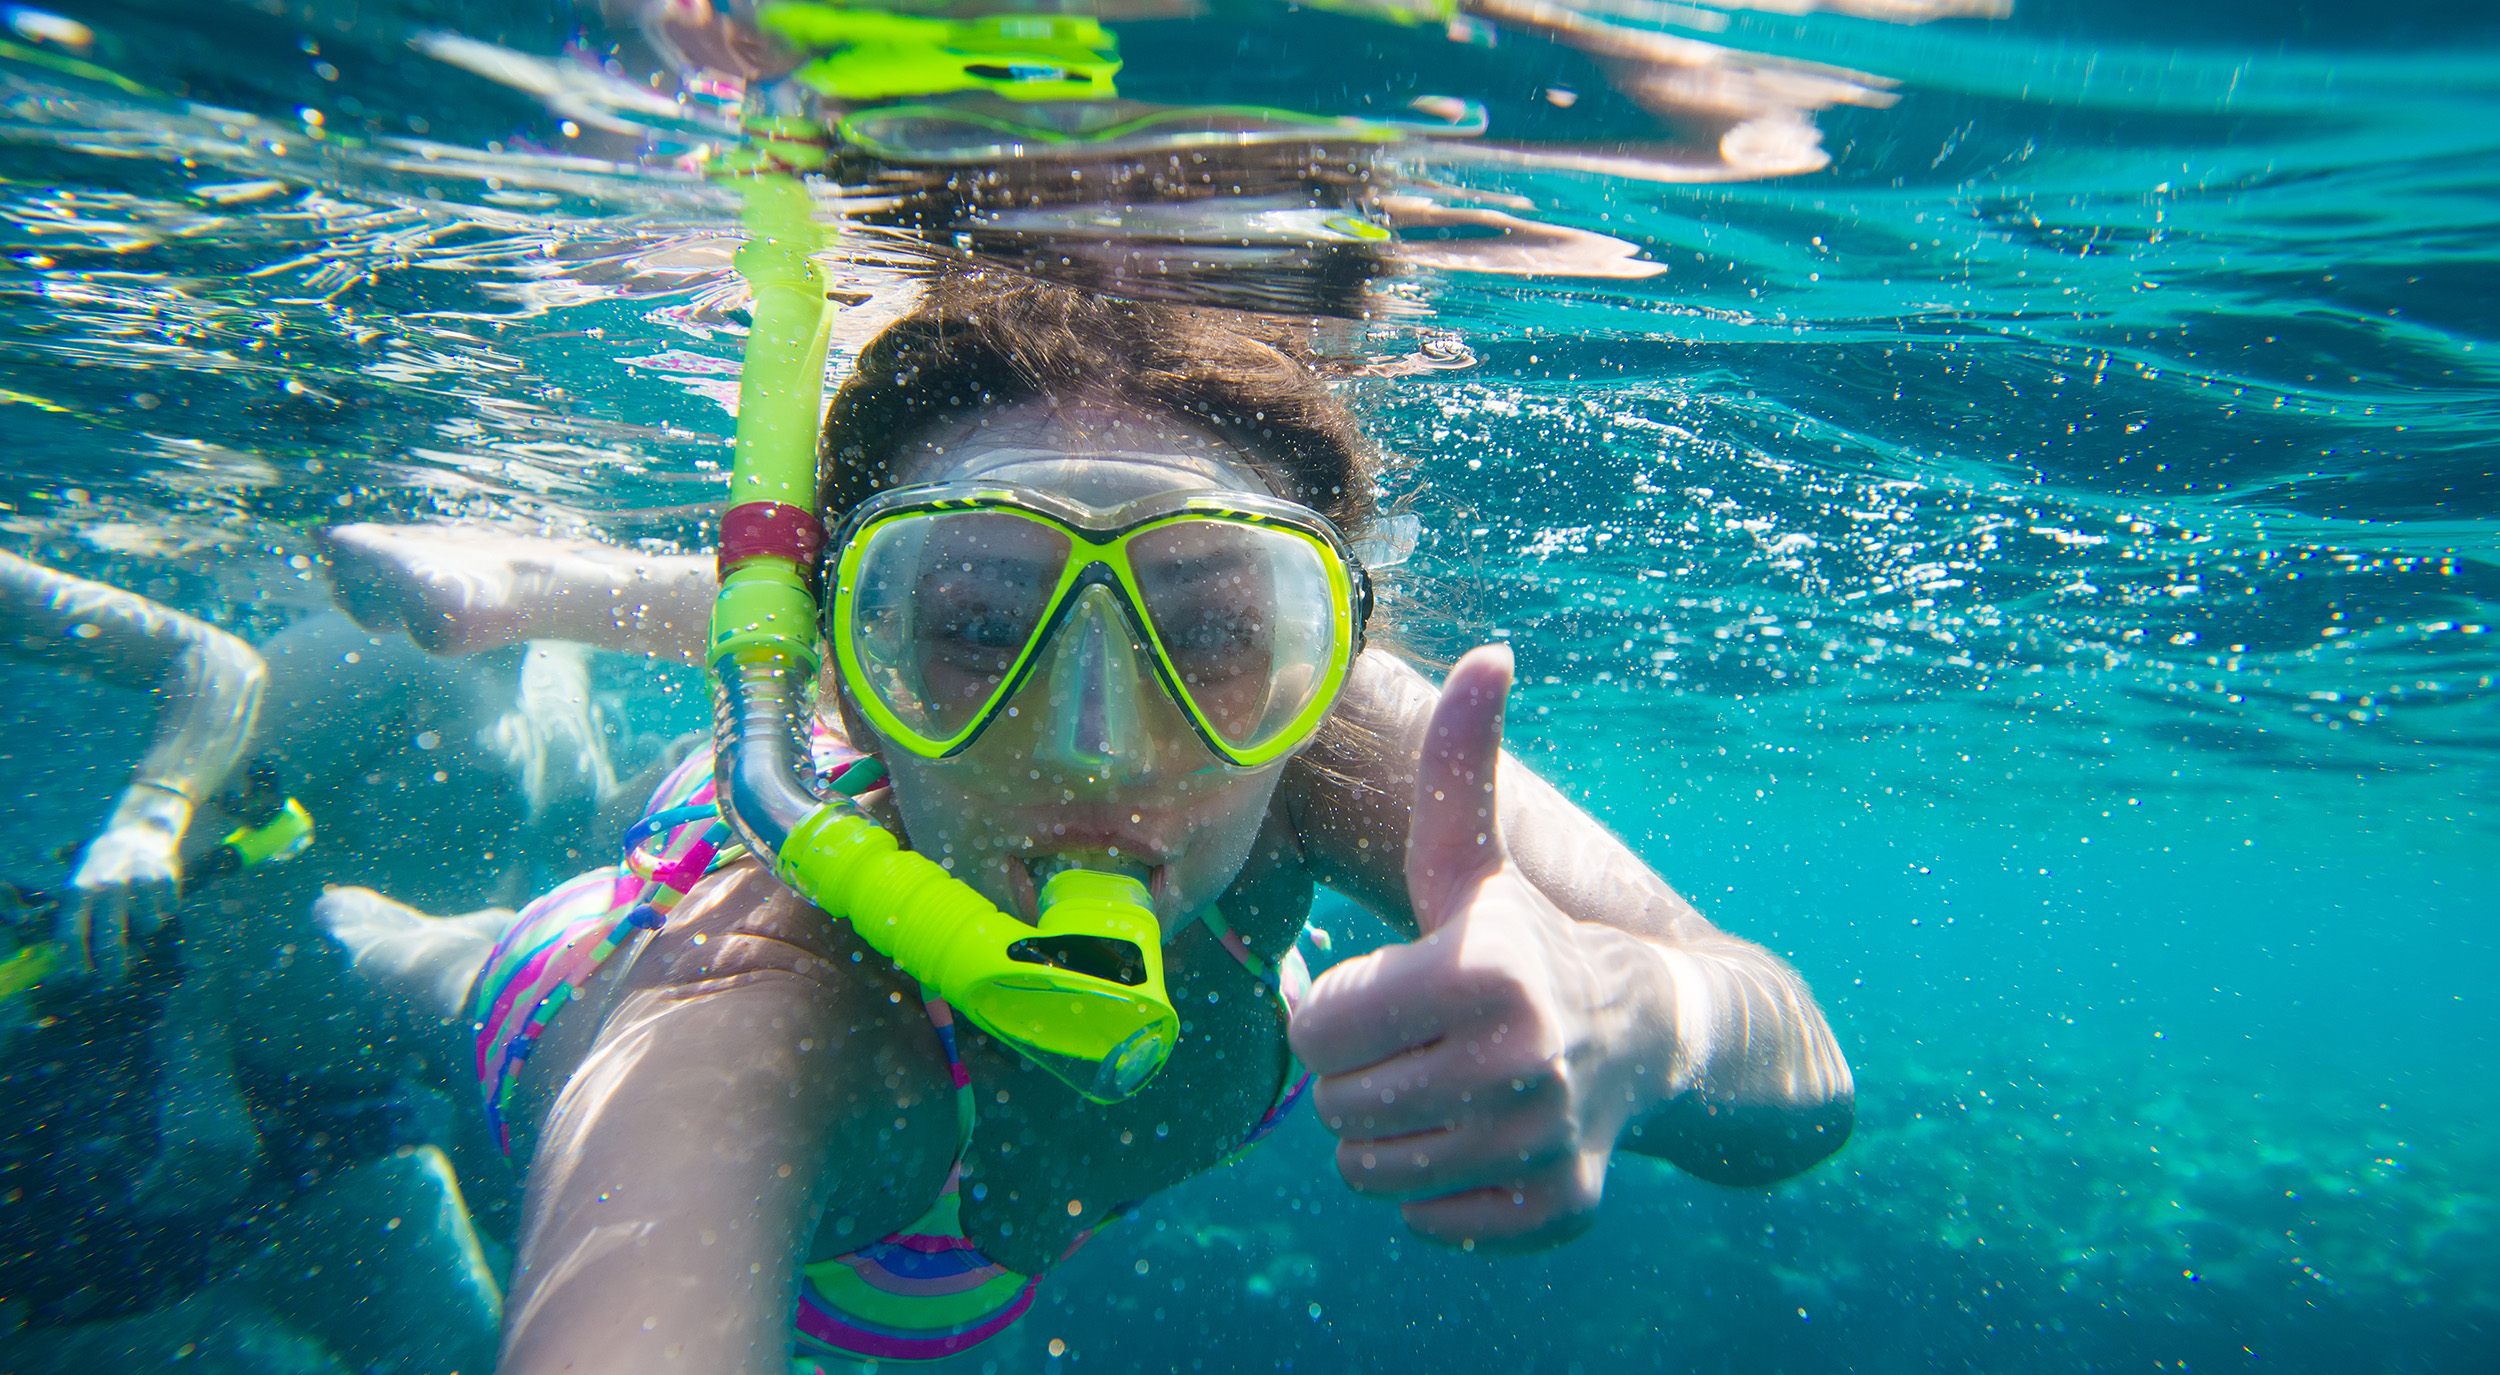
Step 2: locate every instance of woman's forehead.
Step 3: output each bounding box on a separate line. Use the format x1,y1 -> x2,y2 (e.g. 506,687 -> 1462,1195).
897,398 -> 1271,503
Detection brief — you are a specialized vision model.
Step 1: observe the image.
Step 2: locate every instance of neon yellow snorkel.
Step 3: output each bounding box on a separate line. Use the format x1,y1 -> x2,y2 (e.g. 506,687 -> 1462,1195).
704,151 -> 1179,1104
758,5 -> 1122,104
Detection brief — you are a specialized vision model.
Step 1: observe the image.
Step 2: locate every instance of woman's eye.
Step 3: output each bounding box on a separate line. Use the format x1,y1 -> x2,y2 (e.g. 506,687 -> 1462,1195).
933,610 -> 1027,650
1166,611 -> 1263,663
916,582 -> 1034,660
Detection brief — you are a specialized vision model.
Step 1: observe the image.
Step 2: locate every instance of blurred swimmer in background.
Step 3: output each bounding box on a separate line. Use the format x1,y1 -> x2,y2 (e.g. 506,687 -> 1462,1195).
0,547 -> 676,1370
0,549 -> 265,988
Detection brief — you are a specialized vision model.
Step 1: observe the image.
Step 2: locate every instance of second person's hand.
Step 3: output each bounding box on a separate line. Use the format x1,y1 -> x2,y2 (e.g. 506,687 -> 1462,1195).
61,783 -> 188,984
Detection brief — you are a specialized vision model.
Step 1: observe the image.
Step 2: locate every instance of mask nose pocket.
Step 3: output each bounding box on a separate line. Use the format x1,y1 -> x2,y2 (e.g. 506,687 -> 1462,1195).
1040,582 -> 1150,770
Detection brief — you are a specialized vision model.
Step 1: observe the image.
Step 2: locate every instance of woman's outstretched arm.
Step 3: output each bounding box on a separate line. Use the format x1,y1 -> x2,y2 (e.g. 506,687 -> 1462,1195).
1283,648 -> 1853,1191
0,550 -> 267,981
500,863 -> 951,1375
320,519 -> 1857,1186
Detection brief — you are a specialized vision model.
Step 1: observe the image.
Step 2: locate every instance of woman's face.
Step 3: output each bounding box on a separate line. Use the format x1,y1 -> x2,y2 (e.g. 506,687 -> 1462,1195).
842,399 -> 1304,936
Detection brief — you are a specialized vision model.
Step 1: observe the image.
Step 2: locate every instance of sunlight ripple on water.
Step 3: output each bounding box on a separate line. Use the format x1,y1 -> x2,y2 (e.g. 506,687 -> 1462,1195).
1,1 -> 2488,830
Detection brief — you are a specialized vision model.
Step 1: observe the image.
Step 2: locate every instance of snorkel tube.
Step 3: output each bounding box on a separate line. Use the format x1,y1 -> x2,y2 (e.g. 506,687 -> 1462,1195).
705,147 -> 1179,1104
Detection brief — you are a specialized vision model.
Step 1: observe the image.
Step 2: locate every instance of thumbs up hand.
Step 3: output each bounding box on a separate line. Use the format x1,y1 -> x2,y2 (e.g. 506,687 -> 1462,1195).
1289,645 -> 1671,1251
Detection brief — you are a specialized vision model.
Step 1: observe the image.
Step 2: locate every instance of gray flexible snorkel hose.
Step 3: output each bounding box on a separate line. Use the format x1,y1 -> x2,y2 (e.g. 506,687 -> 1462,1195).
714,654 -> 820,866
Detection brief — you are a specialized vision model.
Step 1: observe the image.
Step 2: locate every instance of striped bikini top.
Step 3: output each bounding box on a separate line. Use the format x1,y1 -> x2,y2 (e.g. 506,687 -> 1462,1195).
792,914 -> 1315,1367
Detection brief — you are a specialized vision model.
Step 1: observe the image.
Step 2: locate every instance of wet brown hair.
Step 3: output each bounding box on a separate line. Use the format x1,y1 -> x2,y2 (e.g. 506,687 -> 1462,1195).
817,271 -> 1379,531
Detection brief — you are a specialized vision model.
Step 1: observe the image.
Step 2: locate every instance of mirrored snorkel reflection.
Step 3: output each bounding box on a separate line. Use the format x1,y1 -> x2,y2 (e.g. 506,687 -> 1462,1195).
733,4 -> 1405,317
573,0 -> 1983,317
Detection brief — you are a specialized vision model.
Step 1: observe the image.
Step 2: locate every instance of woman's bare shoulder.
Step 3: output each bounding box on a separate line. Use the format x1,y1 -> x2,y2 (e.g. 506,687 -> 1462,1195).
629,860 -> 851,996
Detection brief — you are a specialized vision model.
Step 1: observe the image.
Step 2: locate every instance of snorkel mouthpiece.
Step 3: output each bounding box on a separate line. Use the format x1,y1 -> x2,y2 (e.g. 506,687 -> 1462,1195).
767,817 -> 1179,1103
1015,859 -> 1177,1100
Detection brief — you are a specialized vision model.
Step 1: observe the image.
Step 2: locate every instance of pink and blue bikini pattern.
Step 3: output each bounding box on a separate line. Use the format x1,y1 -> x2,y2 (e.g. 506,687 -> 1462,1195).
469,723 -> 877,1151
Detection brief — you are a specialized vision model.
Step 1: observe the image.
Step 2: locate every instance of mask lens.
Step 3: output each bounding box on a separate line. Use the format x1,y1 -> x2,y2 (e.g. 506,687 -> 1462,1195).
849,510 -> 1071,744
1128,519 -> 1341,752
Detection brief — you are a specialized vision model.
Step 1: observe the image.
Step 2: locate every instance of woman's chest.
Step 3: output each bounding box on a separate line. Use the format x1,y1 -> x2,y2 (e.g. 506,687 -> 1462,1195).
921,933 -> 1298,1274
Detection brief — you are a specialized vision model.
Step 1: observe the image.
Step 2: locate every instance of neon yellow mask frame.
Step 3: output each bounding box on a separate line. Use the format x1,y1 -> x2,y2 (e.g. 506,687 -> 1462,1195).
829,484 -> 1372,770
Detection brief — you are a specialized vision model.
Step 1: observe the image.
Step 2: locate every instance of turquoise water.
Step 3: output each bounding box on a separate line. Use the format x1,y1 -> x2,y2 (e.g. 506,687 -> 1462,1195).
0,0 -> 2494,1370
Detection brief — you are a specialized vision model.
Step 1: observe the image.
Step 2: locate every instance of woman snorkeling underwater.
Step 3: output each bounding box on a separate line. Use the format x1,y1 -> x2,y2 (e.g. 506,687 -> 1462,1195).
329,271 -> 1855,1374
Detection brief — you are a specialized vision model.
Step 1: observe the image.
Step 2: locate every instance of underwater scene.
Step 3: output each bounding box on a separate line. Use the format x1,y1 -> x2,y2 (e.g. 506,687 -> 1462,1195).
0,0 -> 2493,1371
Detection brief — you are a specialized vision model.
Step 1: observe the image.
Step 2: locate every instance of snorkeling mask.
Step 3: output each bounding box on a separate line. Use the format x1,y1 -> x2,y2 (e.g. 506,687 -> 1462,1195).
829,483 -> 1372,768
197,760 -> 315,879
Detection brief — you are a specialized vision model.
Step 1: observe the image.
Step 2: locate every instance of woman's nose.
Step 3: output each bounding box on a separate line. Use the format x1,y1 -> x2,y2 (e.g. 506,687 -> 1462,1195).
1034,584 -> 1154,781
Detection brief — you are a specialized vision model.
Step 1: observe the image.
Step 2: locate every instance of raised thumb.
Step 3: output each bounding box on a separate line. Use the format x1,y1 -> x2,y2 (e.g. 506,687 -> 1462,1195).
1404,644 -> 1516,934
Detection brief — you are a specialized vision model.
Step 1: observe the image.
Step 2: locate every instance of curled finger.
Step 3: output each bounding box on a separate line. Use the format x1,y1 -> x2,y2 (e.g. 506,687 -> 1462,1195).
93,890 -> 133,986
1288,940 -> 1464,1076
1313,1038 -> 1557,1142
135,878 -> 175,939
55,897 -> 96,981
1398,1174 -> 1600,1254
1333,1106 -> 1571,1203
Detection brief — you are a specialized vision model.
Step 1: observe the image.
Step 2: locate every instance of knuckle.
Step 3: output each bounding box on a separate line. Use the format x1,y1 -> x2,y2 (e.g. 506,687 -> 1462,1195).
1339,1145 -> 1402,1194
1564,1177 -> 1604,1217
1487,1046 -> 1552,1090
1501,1113 -> 1574,1169
1458,967 -> 1531,1014
1514,1133 -> 1572,1174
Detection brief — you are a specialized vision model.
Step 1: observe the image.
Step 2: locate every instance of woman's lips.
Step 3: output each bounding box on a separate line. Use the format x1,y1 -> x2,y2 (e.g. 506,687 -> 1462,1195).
1002,812 -> 1174,867
1004,854 -> 1174,921
989,806 -> 1195,919
1005,812 -> 1176,924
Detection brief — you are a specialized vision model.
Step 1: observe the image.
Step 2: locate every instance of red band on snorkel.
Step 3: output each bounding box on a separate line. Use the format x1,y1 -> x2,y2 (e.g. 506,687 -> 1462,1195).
718,501 -> 826,578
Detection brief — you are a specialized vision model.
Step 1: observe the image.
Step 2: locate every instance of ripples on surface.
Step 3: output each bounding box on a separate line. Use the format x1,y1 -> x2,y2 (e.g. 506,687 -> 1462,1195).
1,1 -> 2487,828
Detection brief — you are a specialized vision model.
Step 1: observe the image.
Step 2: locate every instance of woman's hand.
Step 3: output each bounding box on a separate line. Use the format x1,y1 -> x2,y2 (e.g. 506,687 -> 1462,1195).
1289,645 -> 1675,1251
